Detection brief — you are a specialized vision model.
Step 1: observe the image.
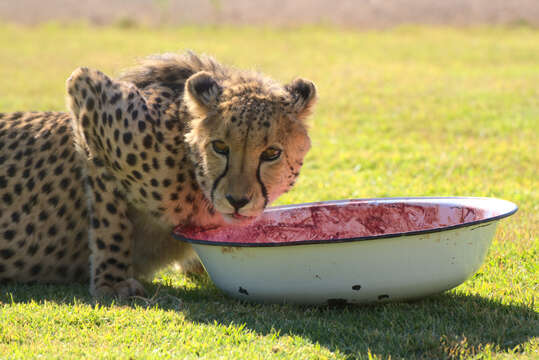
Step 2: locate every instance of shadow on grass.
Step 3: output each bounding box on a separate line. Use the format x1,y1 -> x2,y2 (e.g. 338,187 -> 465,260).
165,276 -> 539,359
1,277 -> 537,359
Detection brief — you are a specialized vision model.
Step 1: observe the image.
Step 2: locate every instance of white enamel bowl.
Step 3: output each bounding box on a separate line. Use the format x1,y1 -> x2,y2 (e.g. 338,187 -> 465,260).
174,197 -> 517,305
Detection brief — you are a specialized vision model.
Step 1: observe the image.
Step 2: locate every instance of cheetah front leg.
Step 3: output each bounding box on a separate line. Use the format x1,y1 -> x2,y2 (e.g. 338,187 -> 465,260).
85,162 -> 145,297
66,67 -> 157,297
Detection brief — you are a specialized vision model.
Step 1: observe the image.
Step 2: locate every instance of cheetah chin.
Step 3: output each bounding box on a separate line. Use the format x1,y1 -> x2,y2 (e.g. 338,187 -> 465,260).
0,51 -> 317,297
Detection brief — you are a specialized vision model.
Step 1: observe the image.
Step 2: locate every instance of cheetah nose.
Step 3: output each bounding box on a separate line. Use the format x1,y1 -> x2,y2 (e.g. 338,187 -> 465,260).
226,195 -> 250,211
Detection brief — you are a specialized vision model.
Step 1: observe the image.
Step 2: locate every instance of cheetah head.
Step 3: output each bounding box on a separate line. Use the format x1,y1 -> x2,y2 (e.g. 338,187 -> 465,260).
184,71 -> 316,224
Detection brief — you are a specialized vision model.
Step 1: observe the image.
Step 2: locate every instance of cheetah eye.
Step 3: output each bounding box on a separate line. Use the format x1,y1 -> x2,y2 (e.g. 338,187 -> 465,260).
212,140 -> 229,156
260,147 -> 282,162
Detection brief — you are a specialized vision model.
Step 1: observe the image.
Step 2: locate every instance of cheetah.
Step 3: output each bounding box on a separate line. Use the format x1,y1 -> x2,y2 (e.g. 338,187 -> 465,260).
0,52 -> 316,297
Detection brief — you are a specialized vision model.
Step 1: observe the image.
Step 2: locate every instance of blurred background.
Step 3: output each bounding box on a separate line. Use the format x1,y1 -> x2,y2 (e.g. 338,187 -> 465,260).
1,0 -> 539,27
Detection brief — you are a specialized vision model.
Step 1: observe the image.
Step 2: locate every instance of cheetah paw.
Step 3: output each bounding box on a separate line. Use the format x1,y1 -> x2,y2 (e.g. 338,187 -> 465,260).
94,278 -> 147,299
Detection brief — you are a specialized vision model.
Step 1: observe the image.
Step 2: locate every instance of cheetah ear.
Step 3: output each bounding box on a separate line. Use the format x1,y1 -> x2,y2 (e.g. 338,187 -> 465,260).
285,78 -> 317,121
185,71 -> 222,116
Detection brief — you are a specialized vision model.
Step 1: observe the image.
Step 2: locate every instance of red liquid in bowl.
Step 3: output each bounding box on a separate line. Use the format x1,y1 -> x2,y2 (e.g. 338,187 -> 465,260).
173,198 -> 504,246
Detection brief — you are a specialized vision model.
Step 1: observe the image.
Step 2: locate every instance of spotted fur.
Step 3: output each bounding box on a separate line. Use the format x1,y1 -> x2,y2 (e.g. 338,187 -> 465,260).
0,52 -> 316,297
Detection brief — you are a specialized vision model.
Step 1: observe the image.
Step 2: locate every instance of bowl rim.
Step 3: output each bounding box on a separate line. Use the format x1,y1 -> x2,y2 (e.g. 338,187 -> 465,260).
173,196 -> 518,247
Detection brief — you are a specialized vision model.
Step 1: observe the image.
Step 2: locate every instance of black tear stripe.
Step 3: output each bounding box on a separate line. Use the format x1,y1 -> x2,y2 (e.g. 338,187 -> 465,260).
256,161 -> 269,208
211,156 -> 229,203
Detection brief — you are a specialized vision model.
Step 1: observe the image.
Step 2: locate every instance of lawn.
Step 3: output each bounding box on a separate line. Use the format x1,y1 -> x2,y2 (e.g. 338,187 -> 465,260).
0,22 -> 537,359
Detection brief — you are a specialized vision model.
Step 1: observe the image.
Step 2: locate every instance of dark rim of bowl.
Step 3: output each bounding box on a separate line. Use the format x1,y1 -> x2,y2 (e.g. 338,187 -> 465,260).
172,196 -> 518,247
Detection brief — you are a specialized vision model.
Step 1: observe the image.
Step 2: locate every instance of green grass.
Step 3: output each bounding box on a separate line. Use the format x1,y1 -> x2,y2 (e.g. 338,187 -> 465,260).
0,22 -> 538,359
